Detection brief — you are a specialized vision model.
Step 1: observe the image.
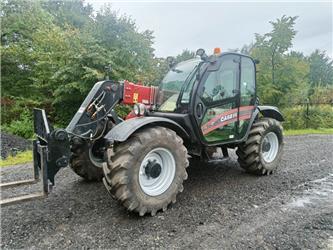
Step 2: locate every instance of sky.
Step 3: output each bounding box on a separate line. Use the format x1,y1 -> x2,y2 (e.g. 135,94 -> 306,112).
87,0 -> 333,58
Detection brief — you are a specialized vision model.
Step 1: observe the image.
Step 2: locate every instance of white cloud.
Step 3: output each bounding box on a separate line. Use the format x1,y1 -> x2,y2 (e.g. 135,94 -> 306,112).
87,1 -> 333,58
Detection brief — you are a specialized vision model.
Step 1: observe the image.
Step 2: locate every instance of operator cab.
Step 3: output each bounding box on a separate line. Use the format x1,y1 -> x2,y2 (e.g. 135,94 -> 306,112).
154,49 -> 257,145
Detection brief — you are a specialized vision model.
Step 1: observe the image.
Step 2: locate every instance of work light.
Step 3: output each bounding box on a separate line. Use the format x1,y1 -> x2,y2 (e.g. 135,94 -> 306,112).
133,103 -> 146,116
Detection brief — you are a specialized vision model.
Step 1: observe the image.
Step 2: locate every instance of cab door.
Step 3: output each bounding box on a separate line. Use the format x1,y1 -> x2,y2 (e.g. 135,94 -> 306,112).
192,54 -> 241,144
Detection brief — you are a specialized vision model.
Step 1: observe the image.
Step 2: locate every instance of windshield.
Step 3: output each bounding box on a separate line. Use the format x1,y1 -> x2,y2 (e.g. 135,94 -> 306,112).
157,58 -> 200,112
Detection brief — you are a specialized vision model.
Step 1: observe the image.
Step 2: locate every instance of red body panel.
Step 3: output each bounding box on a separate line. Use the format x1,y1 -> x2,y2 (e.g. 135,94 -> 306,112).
125,110 -> 137,120
122,80 -> 157,120
122,80 -> 157,106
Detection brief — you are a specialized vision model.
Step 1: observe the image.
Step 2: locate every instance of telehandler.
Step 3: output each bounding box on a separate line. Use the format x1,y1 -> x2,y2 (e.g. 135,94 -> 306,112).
1,48 -> 284,216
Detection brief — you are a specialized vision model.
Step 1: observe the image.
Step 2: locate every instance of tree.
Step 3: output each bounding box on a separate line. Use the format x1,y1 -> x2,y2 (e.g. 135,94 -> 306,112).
91,4 -> 156,82
240,43 -> 254,55
42,0 -> 93,29
308,50 -> 333,87
251,15 -> 299,105
1,0 -> 158,132
1,0 -> 54,98
278,53 -> 310,104
2,1 -> 333,136
175,49 -> 195,63
267,15 -> 298,85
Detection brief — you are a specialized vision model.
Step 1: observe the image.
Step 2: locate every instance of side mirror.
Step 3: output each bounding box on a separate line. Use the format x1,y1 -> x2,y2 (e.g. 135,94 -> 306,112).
166,56 -> 176,69
254,59 -> 260,64
196,48 -> 208,61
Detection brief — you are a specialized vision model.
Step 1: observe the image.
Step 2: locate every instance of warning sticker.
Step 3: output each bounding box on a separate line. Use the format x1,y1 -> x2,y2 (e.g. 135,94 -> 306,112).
133,93 -> 139,103
201,105 -> 254,135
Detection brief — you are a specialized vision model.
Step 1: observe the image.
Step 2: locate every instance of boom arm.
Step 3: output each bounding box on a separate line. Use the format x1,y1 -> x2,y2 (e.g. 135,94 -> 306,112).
66,80 -> 157,139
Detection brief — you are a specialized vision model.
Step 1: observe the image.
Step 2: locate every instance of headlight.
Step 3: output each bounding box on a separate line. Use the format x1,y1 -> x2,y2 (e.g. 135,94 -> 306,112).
133,103 -> 146,116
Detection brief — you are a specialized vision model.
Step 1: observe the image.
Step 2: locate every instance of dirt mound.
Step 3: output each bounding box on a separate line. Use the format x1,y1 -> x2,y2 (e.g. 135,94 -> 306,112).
0,132 -> 32,159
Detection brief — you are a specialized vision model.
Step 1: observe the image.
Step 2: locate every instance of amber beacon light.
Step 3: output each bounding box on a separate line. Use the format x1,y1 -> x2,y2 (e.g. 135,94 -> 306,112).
214,47 -> 221,55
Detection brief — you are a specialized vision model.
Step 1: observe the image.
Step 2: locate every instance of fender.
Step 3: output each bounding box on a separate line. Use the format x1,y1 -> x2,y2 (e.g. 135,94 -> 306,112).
104,116 -> 190,143
257,105 -> 284,121
239,105 -> 284,144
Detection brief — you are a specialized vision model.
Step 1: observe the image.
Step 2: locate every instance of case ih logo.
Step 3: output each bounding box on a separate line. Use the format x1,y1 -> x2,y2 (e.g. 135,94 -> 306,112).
201,105 -> 255,135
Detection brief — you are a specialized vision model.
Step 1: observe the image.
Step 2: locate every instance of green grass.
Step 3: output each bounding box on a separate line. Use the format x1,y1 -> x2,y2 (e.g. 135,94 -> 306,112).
0,150 -> 33,167
284,128 -> 333,136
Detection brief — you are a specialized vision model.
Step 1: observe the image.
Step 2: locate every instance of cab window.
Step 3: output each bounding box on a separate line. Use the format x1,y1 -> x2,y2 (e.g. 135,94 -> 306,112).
240,57 -> 255,106
200,55 -> 238,104
158,58 -> 200,112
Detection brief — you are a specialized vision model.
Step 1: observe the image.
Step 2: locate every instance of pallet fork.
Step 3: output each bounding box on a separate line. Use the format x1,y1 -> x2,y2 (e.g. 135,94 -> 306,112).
0,109 -> 70,206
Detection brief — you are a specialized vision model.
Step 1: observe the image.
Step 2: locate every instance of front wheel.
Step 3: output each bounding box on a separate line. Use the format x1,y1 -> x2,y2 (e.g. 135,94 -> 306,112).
103,126 -> 189,216
236,118 -> 284,175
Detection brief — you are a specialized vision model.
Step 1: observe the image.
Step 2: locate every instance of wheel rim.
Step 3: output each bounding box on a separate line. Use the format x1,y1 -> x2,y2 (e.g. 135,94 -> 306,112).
88,141 -> 104,168
139,147 -> 176,196
261,132 -> 279,163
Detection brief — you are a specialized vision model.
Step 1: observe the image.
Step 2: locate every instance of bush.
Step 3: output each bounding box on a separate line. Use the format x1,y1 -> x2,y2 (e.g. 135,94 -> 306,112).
282,104 -> 333,130
115,104 -> 132,118
2,110 -> 34,139
1,97 -> 41,139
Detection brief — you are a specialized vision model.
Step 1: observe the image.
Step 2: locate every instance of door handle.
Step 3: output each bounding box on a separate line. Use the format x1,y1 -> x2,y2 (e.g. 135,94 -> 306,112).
196,103 -> 203,119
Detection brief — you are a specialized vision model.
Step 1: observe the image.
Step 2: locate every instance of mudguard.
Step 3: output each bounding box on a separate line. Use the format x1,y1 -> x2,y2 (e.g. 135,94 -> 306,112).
257,105 -> 284,121
104,116 -> 190,143
238,105 -> 284,144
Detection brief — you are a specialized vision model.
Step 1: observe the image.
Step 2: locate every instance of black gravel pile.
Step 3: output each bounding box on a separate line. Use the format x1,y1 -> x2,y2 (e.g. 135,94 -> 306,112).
0,132 -> 32,159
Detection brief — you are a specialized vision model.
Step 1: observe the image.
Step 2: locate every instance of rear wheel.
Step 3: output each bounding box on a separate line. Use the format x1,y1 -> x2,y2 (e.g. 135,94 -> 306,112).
236,118 -> 283,175
103,126 -> 189,216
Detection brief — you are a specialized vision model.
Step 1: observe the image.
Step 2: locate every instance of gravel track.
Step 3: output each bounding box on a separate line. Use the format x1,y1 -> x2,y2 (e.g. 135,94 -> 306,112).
1,134 -> 333,249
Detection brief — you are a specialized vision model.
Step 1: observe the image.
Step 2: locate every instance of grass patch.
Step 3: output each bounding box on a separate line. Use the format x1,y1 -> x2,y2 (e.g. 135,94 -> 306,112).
0,150 -> 33,167
284,128 -> 333,136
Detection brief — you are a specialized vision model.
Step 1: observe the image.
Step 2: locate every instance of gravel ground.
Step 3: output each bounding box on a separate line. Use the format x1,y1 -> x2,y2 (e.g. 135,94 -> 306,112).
1,134 -> 333,249
0,132 -> 32,159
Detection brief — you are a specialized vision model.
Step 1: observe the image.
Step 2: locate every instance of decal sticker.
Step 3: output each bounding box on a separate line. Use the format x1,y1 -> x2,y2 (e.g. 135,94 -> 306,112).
201,105 -> 254,135
133,93 -> 138,103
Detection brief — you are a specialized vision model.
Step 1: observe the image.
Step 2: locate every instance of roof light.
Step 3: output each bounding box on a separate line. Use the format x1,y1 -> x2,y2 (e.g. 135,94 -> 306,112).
214,47 -> 221,55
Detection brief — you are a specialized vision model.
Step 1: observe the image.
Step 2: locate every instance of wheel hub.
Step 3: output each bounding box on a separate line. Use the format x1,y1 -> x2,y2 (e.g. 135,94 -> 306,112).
139,147 -> 176,196
145,160 -> 162,179
261,132 -> 279,163
262,141 -> 271,152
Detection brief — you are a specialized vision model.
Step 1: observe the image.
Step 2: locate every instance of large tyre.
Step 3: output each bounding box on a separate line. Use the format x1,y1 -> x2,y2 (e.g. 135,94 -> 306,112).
236,118 -> 284,175
70,140 -> 104,181
103,126 -> 189,216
